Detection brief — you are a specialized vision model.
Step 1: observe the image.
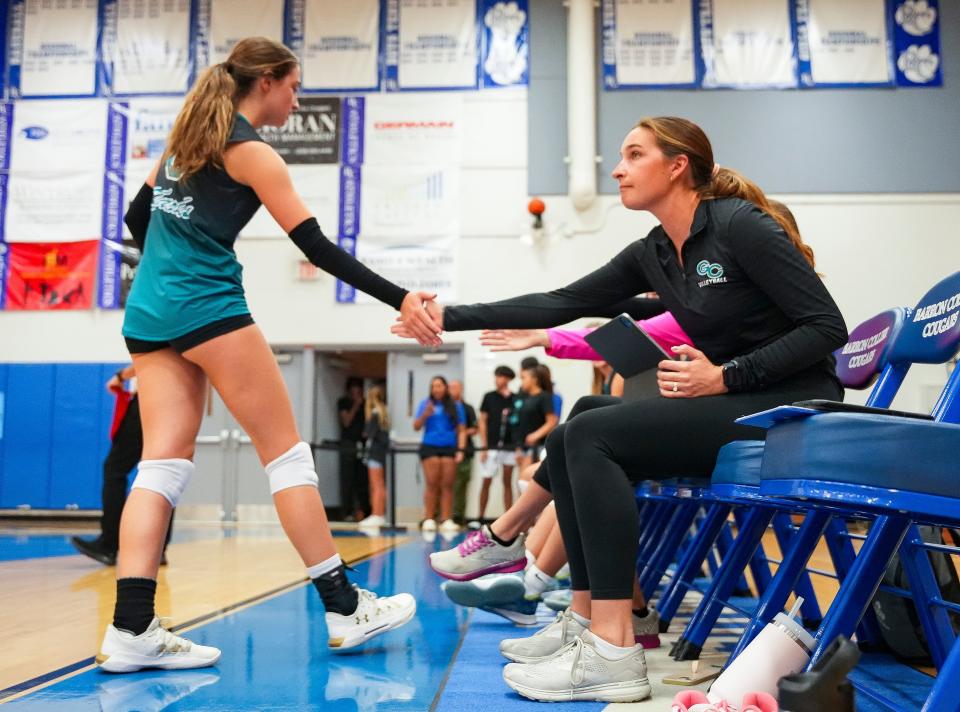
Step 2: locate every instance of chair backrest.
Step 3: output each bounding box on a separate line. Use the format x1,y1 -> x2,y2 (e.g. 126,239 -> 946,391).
887,271 -> 960,366
835,308 -> 907,390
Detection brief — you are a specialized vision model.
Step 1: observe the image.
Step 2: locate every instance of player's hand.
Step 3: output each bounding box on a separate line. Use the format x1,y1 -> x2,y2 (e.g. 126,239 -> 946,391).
398,292 -> 442,346
479,329 -> 549,352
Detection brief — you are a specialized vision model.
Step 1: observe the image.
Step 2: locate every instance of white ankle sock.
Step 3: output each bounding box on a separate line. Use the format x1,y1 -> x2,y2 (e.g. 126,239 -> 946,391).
306,553 -> 342,579
591,633 -> 639,660
524,549 -> 536,568
570,609 -> 591,627
523,565 -> 556,598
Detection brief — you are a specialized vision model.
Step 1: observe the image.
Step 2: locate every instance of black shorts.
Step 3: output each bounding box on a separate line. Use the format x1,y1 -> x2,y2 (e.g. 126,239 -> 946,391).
419,445 -> 457,460
125,314 -> 255,355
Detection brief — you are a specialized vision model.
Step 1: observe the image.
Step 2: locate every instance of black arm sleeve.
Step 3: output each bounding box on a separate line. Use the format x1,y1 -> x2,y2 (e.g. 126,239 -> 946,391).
589,296 -> 664,320
289,217 -> 408,310
727,206 -> 848,390
123,183 -> 153,251
443,241 -> 652,331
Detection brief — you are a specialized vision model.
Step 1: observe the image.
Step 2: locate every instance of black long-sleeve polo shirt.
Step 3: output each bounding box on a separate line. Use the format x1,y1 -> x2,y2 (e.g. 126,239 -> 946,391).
445,197 -> 848,392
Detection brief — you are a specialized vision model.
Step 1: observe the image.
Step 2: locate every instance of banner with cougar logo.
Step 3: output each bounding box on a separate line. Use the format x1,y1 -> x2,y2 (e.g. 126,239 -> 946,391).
480,0 -> 529,88
892,0 -> 941,86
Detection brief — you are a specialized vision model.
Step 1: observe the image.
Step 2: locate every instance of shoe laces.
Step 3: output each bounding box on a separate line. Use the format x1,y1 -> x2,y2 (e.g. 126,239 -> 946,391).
536,610 -> 573,642
155,618 -> 193,654
356,587 -> 397,615
457,529 -> 493,556
564,637 -> 587,686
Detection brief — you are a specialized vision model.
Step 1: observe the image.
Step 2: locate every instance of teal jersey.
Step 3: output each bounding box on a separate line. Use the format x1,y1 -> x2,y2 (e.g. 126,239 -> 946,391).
122,115 -> 265,341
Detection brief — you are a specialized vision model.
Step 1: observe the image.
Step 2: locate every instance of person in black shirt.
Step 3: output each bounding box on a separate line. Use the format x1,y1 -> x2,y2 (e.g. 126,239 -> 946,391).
403,117 -> 847,702
476,366 -> 518,525
513,364 -> 558,468
337,376 -> 368,522
358,383 -> 390,528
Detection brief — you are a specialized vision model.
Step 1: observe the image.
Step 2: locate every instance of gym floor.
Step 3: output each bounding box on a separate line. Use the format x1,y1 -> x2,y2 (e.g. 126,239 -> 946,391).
0,524 -> 939,710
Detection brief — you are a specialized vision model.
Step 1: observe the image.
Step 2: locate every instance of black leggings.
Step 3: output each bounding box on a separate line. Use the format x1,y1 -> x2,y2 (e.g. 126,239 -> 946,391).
545,371 -> 842,599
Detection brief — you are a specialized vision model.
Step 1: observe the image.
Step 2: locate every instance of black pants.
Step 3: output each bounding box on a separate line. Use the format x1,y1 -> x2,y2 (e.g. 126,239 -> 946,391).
101,397 -> 174,552
545,371 -> 842,599
338,441 -> 369,519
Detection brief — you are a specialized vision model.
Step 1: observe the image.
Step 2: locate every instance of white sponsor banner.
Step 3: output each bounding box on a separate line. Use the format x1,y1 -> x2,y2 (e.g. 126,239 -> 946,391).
605,0 -> 696,88
209,0 -> 285,65
112,0 -> 192,94
364,94 -> 463,166
302,0 -> 380,91
360,165 -> 460,239
396,0 -> 478,89
703,0 -> 797,88
19,0 -> 99,97
242,165 -> 340,238
5,100 -> 107,242
804,0 -> 892,85
354,234 -> 458,304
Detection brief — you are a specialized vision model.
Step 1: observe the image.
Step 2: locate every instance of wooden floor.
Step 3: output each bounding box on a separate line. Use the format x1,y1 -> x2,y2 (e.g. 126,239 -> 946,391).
0,528 -> 403,695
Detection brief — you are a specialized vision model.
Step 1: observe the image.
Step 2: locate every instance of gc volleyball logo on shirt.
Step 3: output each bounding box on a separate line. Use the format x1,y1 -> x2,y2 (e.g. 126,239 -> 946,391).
697,260 -> 727,288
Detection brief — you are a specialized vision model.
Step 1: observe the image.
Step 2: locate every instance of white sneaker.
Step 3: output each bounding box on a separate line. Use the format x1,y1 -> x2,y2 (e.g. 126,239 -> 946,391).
326,587 -> 417,651
467,520 -> 482,530
499,608 -> 588,663
429,525 -> 527,581
358,514 -> 387,528
502,630 -> 651,703
439,519 -> 461,532
97,618 -> 221,673
421,518 -> 437,531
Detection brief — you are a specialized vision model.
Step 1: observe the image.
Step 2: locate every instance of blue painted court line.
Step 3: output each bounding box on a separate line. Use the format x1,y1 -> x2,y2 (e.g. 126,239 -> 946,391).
4,536 -> 468,711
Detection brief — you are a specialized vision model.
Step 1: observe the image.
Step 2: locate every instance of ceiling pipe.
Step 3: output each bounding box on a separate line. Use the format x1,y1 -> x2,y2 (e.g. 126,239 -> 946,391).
566,0 -> 598,212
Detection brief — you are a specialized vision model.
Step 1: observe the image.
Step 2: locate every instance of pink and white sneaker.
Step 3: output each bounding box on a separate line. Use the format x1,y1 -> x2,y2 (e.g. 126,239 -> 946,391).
428,525 -> 526,581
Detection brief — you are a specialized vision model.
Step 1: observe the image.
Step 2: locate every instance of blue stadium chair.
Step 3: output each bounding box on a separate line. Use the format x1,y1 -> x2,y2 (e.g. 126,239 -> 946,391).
756,271 -> 960,709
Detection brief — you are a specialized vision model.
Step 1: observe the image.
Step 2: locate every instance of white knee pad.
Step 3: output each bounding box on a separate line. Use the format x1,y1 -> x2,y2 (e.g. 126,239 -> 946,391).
131,458 -> 194,507
266,441 -> 319,494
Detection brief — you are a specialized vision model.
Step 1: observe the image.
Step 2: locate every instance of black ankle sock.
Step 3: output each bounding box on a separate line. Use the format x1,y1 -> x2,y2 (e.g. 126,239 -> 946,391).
633,606 -> 649,619
488,528 -> 516,547
312,563 -> 360,615
114,577 -> 157,635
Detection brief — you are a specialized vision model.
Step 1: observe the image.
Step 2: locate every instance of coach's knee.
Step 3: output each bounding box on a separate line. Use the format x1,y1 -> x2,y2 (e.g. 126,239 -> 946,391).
131,459 -> 194,506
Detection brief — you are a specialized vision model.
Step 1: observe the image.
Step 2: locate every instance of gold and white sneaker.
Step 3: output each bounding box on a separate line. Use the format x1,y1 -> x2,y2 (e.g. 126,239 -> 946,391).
502,630 -> 652,703
326,587 -> 417,651
97,618 -> 221,673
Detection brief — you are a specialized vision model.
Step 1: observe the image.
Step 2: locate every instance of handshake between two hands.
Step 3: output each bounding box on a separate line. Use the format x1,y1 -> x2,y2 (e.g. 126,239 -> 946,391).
393,291 -> 445,346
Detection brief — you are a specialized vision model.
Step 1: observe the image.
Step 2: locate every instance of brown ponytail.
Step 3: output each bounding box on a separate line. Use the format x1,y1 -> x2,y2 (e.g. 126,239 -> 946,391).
163,37 -> 298,181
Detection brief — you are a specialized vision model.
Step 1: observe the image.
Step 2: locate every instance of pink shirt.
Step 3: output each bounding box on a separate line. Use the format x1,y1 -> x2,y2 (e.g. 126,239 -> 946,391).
545,312 -> 692,361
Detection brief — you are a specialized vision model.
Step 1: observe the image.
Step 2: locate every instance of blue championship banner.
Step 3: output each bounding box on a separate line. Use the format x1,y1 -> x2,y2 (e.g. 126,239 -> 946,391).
7,0 -> 102,98
385,0 -> 479,91
101,0 -> 194,96
796,0 -> 894,87
602,0 -> 697,90
336,97 -> 365,303
700,0 -> 798,89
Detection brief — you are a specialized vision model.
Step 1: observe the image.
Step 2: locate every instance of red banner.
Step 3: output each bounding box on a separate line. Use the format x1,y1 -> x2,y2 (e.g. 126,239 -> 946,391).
4,240 -> 98,310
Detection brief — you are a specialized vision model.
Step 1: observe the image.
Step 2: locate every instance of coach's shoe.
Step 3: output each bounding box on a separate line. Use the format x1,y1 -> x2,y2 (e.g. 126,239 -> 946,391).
633,608 -> 662,649
326,587 -> 417,651
500,607 -> 588,663
502,630 -> 652,703
429,525 -> 526,580
97,618 -> 221,673
71,536 -> 117,566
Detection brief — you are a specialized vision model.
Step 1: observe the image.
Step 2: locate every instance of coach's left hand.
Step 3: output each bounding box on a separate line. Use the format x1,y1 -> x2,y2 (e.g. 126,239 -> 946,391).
657,345 -> 728,398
